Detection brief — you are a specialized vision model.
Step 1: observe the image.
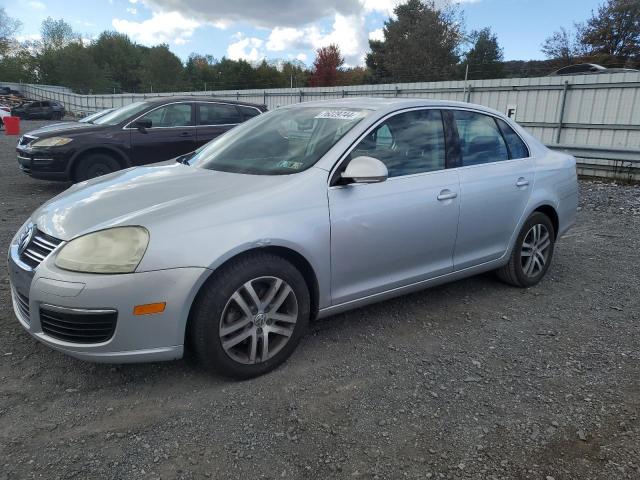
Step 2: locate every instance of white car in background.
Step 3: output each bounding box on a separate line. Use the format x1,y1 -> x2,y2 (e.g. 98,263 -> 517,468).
0,105 -> 10,128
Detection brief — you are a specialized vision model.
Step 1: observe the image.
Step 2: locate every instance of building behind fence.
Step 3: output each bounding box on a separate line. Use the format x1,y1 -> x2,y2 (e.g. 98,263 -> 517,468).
3,72 -> 640,180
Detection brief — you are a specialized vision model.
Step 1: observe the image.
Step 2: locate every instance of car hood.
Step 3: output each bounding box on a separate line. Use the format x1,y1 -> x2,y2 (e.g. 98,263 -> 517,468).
32,162 -> 295,241
23,122 -> 105,138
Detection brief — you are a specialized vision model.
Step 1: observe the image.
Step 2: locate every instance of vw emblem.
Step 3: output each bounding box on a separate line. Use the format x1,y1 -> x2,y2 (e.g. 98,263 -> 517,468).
18,224 -> 35,255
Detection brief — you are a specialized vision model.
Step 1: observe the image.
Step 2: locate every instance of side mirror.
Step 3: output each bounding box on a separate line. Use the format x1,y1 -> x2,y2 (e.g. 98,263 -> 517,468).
134,119 -> 152,132
341,156 -> 388,184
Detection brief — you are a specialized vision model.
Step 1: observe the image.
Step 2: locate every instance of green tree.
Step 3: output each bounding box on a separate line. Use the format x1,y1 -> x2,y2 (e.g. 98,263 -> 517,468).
464,28 -> 504,79
578,0 -> 640,66
40,17 -> 78,51
89,32 -> 145,92
137,44 -> 184,92
50,43 -> 110,93
366,0 -> 463,83
0,7 -> 21,56
542,27 -> 580,65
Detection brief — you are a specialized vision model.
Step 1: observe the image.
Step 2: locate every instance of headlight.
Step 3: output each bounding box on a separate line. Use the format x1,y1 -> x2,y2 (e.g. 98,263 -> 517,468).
55,227 -> 149,274
31,137 -> 74,148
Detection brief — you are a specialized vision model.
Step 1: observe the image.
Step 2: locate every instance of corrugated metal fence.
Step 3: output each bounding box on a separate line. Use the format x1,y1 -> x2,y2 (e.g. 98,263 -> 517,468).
6,72 -> 640,180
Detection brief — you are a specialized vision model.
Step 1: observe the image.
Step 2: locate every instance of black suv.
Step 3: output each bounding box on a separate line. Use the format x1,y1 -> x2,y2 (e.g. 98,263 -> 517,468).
16,97 -> 267,181
12,101 -> 66,120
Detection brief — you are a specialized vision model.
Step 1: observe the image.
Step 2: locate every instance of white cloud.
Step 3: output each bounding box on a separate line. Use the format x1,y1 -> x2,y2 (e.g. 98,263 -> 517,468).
112,11 -> 200,46
227,35 -> 264,62
368,28 -> 384,42
27,1 -> 46,9
126,7 -> 137,15
296,52 -> 307,62
264,13 -> 367,66
266,27 -> 305,52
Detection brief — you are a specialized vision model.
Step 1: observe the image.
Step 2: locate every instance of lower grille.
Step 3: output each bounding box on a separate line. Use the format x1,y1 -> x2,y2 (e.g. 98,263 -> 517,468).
12,288 -> 30,324
39,307 -> 117,344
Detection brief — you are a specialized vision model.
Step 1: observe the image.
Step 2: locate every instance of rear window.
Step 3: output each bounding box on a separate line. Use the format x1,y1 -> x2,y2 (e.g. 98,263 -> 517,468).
496,118 -> 530,159
239,105 -> 262,120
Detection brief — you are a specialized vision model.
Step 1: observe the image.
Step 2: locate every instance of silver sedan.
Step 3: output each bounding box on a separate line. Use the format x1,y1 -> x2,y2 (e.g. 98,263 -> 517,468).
8,98 -> 578,378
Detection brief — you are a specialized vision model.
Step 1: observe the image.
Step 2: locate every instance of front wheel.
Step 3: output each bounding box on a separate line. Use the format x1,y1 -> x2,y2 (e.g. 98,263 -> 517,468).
497,212 -> 555,288
189,252 -> 310,379
74,153 -> 121,181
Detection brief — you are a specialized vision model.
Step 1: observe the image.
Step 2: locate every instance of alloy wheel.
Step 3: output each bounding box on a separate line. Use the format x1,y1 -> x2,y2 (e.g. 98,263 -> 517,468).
521,224 -> 552,277
219,276 -> 298,364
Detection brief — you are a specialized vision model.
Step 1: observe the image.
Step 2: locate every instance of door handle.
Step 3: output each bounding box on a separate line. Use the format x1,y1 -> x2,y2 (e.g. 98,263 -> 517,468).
516,177 -> 529,187
437,190 -> 458,201
180,131 -> 192,137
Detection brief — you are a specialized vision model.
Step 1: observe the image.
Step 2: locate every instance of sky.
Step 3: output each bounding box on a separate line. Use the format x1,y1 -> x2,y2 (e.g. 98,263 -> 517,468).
6,0 -> 605,67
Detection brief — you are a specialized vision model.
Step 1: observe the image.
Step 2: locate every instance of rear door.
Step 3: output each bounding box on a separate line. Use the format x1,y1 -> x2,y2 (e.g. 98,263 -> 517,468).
449,109 -> 535,269
128,102 -> 196,165
195,102 -> 243,147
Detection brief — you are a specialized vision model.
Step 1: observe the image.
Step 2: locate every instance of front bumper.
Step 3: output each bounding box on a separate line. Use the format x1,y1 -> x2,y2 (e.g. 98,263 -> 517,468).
8,240 -> 209,363
16,146 -> 74,181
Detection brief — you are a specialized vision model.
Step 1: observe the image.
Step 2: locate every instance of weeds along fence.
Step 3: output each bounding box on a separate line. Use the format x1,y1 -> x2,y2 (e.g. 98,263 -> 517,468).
8,72 -> 640,180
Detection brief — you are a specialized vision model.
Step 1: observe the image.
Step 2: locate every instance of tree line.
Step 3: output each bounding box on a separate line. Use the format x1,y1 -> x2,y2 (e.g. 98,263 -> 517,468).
0,0 -> 638,94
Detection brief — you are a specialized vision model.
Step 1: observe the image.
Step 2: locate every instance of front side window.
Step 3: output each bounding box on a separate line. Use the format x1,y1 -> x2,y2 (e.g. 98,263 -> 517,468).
496,118 -> 530,159
198,103 -> 242,125
350,109 -> 446,177
139,103 -> 193,128
452,110 -> 509,166
190,107 -> 369,175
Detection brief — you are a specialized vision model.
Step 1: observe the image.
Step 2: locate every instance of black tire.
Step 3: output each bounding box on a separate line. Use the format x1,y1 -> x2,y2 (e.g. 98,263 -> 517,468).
74,153 -> 121,181
189,252 -> 310,379
496,212 -> 555,288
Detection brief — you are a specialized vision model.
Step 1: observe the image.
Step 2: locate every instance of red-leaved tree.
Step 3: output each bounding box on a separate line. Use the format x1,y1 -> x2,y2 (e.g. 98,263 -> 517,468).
310,44 -> 344,87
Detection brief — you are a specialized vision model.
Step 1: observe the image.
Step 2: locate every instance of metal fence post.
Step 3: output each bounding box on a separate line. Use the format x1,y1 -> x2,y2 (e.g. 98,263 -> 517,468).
555,80 -> 570,144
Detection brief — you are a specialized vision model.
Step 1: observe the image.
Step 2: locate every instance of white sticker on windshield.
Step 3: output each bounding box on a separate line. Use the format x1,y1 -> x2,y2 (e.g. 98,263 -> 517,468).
315,110 -> 361,120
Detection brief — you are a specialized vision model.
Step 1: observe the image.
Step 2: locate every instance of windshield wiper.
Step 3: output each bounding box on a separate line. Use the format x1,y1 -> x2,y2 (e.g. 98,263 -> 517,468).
176,151 -> 196,165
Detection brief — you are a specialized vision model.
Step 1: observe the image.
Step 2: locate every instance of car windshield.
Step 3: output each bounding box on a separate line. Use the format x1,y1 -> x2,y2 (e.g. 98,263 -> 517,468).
189,107 -> 370,175
93,102 -> 150,126
80,109 -> 113,123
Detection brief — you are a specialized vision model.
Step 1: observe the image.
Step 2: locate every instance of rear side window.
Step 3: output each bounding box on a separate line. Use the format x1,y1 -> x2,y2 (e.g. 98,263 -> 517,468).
238,105 -> 262,120
198,103 -> 242,125
496,118 -> 530,159
452,110 -> 509,166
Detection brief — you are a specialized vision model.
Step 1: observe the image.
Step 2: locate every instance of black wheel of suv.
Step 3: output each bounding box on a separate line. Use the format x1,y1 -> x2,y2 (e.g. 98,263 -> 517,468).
74,153 -> 121,181
496,212 -> 556,288
190,252 -> 310,379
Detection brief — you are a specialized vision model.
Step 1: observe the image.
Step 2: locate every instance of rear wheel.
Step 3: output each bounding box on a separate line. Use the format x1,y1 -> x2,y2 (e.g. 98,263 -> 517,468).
496,212 -> 555,288
190,252 -> 310,379
74,153 -> 121,181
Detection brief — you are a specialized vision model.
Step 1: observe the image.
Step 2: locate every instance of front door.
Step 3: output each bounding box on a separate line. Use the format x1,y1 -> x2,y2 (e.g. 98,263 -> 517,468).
129,102 -> 196,165
329,109 -> 460,305
450,109 -> 535,269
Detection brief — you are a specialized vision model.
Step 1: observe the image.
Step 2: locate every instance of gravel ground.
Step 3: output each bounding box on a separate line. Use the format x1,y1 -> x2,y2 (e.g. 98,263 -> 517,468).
1,120 -> 639,480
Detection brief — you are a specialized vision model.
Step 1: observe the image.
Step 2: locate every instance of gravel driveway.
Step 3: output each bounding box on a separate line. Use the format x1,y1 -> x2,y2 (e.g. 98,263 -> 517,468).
1,120 -> 639,480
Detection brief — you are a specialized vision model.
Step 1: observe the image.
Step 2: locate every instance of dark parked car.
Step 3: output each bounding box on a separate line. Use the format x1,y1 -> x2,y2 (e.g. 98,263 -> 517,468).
16,97 -> 267,181
12,100 -> 65,120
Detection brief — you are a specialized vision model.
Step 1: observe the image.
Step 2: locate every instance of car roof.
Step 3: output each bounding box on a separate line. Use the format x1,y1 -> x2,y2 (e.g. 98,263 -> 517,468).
279,97 -> 506,117
144,96 -> 265,108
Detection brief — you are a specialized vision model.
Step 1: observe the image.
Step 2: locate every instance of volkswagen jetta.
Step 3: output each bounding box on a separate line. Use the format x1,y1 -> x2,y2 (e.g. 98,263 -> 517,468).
8,98 -> 578,378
